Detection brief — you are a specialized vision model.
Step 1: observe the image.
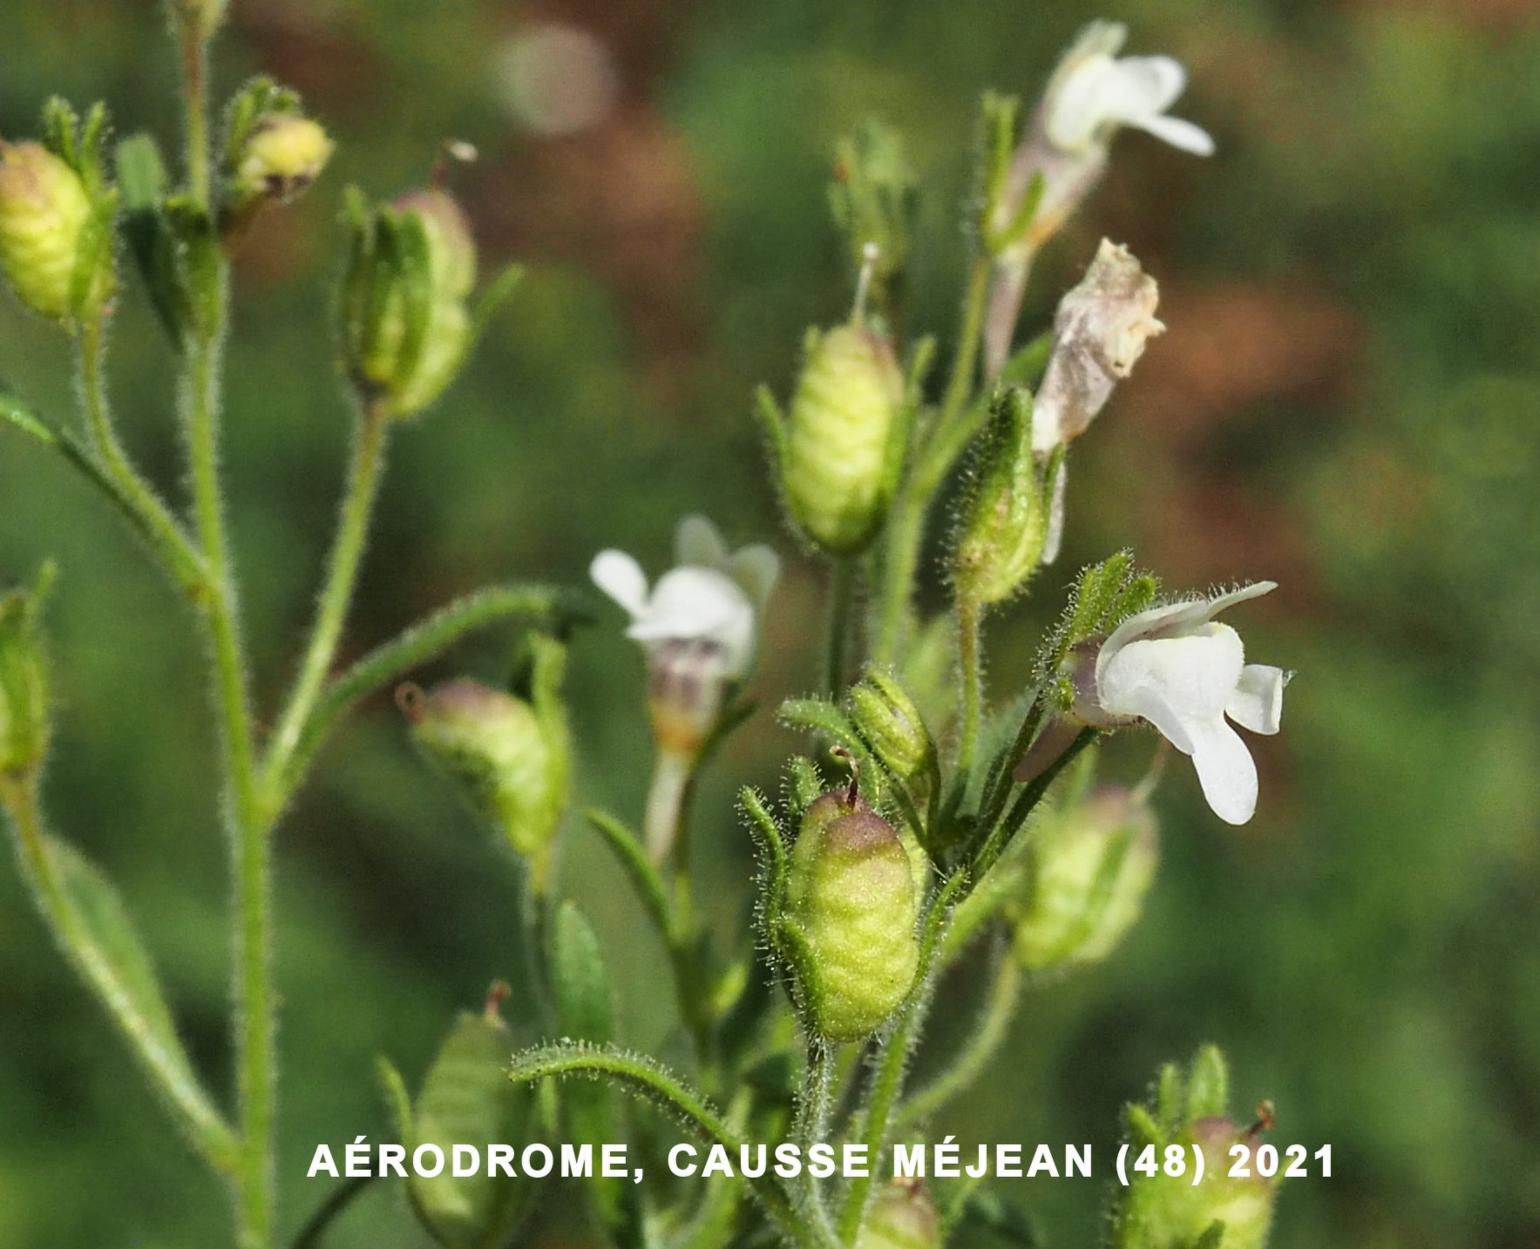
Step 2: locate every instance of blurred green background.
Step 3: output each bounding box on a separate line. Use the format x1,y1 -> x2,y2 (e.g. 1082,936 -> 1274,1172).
3,0 -> 1539,1245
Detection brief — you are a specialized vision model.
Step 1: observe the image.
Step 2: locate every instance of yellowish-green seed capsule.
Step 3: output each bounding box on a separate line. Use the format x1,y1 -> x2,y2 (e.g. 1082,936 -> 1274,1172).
409,1000 -> 531,1249
858,1181 -> 940,1249
849,668 -> 935,790
0,141 -> 106,322
1115,1117 -> 1276,1249
403,676 -> 568,885
347,189 -> 478,419
0,568 -> 52,779
784,325 -> 903,554
231,115 -> 333,206
787,789 -> 919,1041
1013,786 -> 1156,974
954,387 -> 1051,605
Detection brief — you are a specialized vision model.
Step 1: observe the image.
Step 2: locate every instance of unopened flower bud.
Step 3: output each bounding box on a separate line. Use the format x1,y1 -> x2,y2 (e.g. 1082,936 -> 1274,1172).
953,388 -> 1054,603
787,787 -> 919,1041
859,1181 -> 940,1249
407,990 -> 531,1249
230,114 -> 333,207
1032,239 -> 1162,453
343,188 -> 479,419
401,652 -> 568,885
0,567 -> 53,780
849,668 -> 935,790
782,324 -> 904,555
0,141 -> 110,322
1012,786 -> 1157,974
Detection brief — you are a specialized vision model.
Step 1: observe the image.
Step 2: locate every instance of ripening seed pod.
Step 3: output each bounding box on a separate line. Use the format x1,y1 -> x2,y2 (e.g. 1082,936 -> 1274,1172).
1013,786 -> 1157,974
1114,1116 -> 1277,1249
408,995 -> 532,1249
849,668 -> 935,792
401,646 -> 569,886
230,114 -> 333,208
858,1181 -> 940,1249
0,567 -> 53,779
343,188 -> 477,419
0,141 -> 110,322
782,324 -> 904,554
953,387 -> 1053,605
786,787 -> 919,1041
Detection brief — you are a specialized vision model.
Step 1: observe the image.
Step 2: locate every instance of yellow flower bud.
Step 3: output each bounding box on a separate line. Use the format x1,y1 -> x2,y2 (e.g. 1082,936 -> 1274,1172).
859,1181 -> 940,1249
231,115 -> 333,206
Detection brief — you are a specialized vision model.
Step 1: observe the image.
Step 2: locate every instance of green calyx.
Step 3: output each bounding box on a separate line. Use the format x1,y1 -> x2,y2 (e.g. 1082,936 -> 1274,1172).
782,323 -> 905,555
394,994 -> 532,1249
1113,1047 -> 1279,1249
953,387 -> 1058,606
223,79 -> 333,218
0,564 -> 55,780
0,101 -> 117,324
342,186 -> 481,419
402,639 -> 569,884
786,787 -> 919,1042
1013,786 -> 1157,974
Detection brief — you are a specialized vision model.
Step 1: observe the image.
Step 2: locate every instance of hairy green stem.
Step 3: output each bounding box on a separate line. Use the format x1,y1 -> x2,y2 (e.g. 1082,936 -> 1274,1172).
507,1046 -> 824,1249
897,946 -> 1021,1128
871,255 -> 991,665
265,399 -> 390,789
796,1040 -> 838,1239
183,298 -> 269,1248
176,16 -> 211,207
0,775 -> 240,1173
837,873 -> 965,1243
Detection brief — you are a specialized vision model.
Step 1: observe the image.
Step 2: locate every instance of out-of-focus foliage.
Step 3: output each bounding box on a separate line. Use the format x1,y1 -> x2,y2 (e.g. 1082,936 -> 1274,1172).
1,1 -> 1537,1246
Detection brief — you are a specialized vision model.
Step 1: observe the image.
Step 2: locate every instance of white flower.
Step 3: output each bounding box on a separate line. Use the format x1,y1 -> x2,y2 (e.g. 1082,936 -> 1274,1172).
1042,21 -> 1215,158
983,23 -> 1211,379
1079,582 -> 1287,826
590,514 -> 780,681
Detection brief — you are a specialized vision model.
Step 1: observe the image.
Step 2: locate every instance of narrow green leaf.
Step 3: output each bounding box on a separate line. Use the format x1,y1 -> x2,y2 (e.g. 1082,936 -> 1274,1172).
1186,1045 -> 1230,1122
551,902 -> 615,1043
584,809 -> 670,942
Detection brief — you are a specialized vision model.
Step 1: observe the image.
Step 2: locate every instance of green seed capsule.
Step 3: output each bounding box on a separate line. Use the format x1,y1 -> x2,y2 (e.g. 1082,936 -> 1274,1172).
849,668 -> 935,790
787,789 -> 919,1041
1013,787 -> 1156,974
404,668 -> 569,885
230,114 -> 333,206
859,1182 -> 940,1249
784,325 -> 904,554
344,189 -> 478,419
0,141 -> 106,322
954,387 -> 1052,605
409,1004 -> 531,1249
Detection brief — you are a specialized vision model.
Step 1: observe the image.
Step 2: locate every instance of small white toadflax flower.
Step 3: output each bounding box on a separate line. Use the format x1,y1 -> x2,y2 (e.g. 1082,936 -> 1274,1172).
984,21 -> 1212,378
1073,582 -> 1288,826
590,514 -> 778,686
591,515 -> 780,859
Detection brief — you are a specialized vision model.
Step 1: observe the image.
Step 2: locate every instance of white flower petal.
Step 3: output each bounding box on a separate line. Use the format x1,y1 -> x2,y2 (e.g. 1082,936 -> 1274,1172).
1187,716 -> 1259,825
626,566 -> 755,676
728,544 -> 781,616
675,514 -> 729,570
1123,111 -> 1215,156
1098,625 -> 1245,730
1046,55 -> 1120,150
1198,580 -> 1277,624
1103,56 -> 1188,120
1226,663 -> 1286,736
590,549 -> 649,619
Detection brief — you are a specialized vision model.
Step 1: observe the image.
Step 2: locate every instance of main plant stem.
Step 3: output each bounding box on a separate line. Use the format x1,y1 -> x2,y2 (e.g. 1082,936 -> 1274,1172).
825,557 -> 856,695
266,399 -> 390,784
872,255 -> 991,665
184,319 -> 272,1249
